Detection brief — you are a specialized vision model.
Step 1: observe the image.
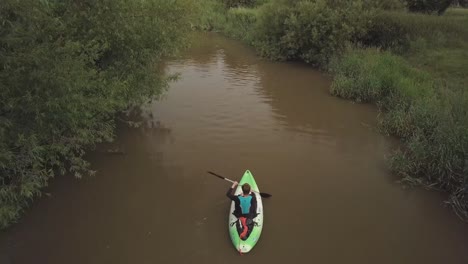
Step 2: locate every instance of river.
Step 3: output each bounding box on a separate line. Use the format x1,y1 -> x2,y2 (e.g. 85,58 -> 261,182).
1,32 -> 467,264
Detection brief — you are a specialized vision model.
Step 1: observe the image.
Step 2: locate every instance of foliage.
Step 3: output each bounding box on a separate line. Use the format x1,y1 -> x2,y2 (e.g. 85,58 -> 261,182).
358,9 -> 468,88
253,0 -> 272,6
0,0 -> 193,229
459,0 -> 468,7
331,8 -> 468,219
330,48 -> 468,220
406,0 -> 454,15
223,8 -> 258,41
192,0 -> 227,31
192,0 -> 468,219
359,10 -> 468,50
224,0 -> 257,8
253,0 -> 373,66
363,0 -> 407,10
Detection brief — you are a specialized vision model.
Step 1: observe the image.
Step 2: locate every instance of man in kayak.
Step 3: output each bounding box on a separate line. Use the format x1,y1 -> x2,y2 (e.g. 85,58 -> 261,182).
226,181 -> 257,240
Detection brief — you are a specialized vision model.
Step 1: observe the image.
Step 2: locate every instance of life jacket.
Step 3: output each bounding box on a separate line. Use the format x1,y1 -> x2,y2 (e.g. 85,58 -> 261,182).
238,195 -> 252,215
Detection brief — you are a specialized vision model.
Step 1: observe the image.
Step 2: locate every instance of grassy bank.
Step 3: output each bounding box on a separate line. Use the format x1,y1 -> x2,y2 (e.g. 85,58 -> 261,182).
331,49 -> 468,219
2,0 -> 466,230
332,9 -> 468,219
196,1 -> 468,220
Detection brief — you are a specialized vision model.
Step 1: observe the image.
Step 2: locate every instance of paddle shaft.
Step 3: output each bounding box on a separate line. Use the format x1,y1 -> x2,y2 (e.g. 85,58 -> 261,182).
207,171 -> 272,198
210,172 -> 236,184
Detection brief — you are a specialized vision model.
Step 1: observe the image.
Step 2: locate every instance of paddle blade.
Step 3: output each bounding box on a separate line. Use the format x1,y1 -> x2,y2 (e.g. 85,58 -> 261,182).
207,171 -> 225,180
259,192 -> 272,198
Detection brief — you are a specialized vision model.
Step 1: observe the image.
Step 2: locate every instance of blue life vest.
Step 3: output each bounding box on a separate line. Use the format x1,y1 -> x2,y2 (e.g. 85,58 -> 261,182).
238,195 -> 252,214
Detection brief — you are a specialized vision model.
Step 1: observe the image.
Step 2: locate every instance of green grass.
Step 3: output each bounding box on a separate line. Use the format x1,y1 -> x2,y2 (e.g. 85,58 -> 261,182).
191,0 -> 227,31
445,7 -> 468,16
331,8 -> 468,219
387,8 -> 468,99
330,48 -> 468,219
223,7 -> 258,42
408,40 -> 468,88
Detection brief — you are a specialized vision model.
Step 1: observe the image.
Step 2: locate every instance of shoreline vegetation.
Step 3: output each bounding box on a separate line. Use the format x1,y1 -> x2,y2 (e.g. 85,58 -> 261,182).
194,0 -> 468,220
1,0 -> 467,229
0,0 -> 195,229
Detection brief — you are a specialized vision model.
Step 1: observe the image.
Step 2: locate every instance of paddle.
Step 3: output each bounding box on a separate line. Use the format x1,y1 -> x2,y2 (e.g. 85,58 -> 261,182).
207,171 -> 272,198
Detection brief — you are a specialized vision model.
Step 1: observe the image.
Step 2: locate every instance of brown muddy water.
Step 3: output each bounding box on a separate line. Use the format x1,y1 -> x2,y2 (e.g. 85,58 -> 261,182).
1,32 -> 467,264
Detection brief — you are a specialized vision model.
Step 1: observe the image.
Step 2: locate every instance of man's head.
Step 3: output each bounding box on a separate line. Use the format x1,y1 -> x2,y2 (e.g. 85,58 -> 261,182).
242,183 -> 251,195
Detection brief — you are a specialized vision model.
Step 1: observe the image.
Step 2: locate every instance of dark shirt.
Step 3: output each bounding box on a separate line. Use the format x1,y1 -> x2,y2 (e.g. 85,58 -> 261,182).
226,187 -> 258,219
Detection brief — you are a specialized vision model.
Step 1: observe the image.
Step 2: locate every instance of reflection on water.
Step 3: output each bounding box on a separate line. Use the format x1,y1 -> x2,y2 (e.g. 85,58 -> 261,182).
1,32 -> 467,264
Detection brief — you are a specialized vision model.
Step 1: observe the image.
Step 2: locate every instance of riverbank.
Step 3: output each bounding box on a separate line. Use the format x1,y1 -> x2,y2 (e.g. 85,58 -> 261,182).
195,0 -> 468,220
2,31 -> 468,264
2,0 -> 466,232
0,0 -> 194,229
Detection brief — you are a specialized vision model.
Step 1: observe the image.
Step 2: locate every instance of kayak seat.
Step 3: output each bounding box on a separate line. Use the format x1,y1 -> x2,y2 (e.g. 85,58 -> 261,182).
233,216 -> 257,240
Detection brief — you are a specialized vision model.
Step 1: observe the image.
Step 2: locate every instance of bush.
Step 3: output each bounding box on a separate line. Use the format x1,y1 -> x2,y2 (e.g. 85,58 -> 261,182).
224,8 -> 258,41
363,0 -> 407,10
224,0 -> 257,8
359,10 -> 468,51
254,0 -> 372,66
406,0 -> 454,15
330,48 -> 468,219
193,0 -> 227,30
0,0 -> 193,229
254,0 -> 272,6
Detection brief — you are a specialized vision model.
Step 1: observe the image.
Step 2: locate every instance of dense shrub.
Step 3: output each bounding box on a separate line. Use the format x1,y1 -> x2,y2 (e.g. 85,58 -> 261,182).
407,0 -> 454,15
224,0 -> 257,8
192,0 -> 227,31
359,10 -> 468,51
254,0 -> 372,66
363,0 -> 407,10
224,8 -> 258,41
0,0 -> 193,229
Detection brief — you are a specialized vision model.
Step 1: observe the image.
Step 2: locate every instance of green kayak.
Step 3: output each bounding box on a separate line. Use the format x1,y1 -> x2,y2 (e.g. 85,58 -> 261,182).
228,170 -> 263,253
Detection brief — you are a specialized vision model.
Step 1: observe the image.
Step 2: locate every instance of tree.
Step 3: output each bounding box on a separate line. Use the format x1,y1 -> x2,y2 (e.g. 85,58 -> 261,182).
458,0 -> 468,7
0,0 -> 194,229
224,0 -> 256,8
406,0 -> 454,15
